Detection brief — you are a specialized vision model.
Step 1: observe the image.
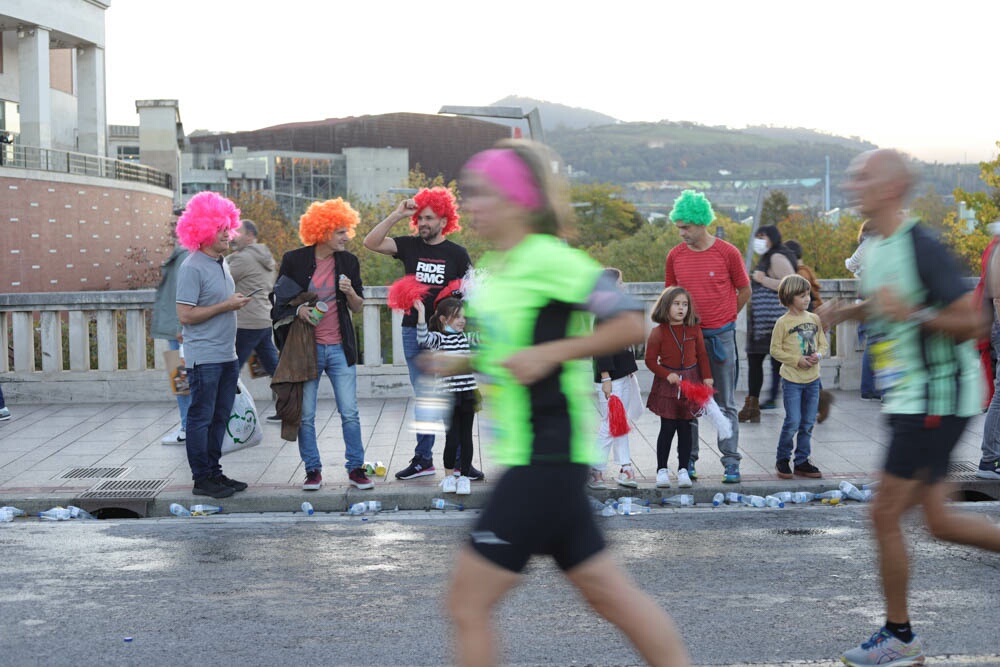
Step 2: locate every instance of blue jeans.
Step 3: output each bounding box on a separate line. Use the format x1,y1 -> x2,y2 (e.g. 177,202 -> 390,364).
777,378 -> 820,465
299,343 -> 364,472
168,339 -> 191,430
0,382 -> 5,409
236,327 -> 280,376
185,359 -> 239,482
858,324 -> 879,398
403,326 -> 435,461
690,327 -> 741,468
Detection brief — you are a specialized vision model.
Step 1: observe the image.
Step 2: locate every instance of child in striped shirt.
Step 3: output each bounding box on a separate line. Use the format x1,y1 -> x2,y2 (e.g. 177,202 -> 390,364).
416,296 -> 481,495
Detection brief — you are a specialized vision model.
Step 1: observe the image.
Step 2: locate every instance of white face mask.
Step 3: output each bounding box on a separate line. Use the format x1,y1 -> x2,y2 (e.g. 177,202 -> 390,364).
753,238 -> 770,255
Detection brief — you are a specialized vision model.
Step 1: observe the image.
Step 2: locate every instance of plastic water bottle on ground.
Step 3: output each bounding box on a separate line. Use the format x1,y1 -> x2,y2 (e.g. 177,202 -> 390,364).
862,481 -> 879,492
0,508 -> 14,523
169,503 -> 192,517
861,489 -> 874,501
67,506 -> 97,520
588,496 -> 606,512
661,494 -> 695,507
712,492 -> 725,507
741,495 -> 766,507
814,490 -> 844,501
790,492 -> 815,503
38,507 -> 73,521
838,481 -> 867,502
725,492 -> 743,505
771,491 -> 793,503
618,497 -> 651,515
764,495 -> 785,508
301,502 -> 314,516
190,504 -> 222,515
430,497 -> 464,511
0,506 -> 25,517
348,500 -> 384,515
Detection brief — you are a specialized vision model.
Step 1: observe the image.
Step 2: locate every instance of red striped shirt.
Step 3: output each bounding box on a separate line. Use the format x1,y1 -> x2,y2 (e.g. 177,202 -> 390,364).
664,240 -> 749,329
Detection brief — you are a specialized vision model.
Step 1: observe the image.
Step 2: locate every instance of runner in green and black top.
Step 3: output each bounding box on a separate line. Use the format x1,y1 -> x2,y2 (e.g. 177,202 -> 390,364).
820,149 -> 1000,667
424,140 -> 689,667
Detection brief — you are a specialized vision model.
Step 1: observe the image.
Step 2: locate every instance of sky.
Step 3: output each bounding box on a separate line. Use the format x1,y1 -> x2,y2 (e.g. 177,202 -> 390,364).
104,0 -> 1000,164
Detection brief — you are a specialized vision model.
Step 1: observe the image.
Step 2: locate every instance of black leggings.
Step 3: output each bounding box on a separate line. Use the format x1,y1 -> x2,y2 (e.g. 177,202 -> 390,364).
747,352 -> 781,399
657,418 -> 693,471
443,390 -> 476,475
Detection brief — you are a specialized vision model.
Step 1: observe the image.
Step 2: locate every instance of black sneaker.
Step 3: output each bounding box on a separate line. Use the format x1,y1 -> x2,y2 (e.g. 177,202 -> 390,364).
216,474 -> 248,492
466,466 -> 485,481
395,456 -> 436,480
794,460 -> 823,478
775,459 -> 793,479
193,478 -> 236,498
266,414 -> 282,423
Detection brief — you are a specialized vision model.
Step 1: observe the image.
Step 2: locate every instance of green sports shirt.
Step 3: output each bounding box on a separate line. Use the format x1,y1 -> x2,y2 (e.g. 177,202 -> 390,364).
860,218 -> 981,417
468,234 -> 639,467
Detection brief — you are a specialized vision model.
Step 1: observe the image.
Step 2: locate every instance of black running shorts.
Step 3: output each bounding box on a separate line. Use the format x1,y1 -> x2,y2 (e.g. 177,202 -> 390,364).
468,463 -> 606,573
884,414 -> 968,484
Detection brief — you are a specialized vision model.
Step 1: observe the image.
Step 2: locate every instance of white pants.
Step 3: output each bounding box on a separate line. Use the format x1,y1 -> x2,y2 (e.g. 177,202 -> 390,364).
593,373 -> 642,471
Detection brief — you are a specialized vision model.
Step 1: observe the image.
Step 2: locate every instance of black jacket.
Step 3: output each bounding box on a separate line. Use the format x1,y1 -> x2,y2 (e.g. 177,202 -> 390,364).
271,245 -> 363,366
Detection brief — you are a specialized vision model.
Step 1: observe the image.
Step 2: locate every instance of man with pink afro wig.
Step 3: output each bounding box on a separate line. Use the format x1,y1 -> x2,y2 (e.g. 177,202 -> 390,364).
364,188 -> 475,481
175,191 -> 252,499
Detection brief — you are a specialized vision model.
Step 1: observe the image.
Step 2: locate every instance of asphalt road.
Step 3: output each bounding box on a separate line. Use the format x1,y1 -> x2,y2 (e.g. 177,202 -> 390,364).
1,502 -> 999,666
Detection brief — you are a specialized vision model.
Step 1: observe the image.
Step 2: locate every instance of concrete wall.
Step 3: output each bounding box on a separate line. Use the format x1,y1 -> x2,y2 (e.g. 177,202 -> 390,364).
0,170 -> 174,292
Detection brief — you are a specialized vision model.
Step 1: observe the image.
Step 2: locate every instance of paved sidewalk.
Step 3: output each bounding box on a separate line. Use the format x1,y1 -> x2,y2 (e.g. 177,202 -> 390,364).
1,390 -> 997,516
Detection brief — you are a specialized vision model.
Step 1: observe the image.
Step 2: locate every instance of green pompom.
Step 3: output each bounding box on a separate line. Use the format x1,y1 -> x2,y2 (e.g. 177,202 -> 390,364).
669,190 -> 715,226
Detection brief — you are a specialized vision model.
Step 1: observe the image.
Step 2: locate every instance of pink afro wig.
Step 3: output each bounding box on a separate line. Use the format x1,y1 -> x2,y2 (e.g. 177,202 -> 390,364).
176,192 -> 241,252
409,187 -> 461,235
299,198 -> 360,245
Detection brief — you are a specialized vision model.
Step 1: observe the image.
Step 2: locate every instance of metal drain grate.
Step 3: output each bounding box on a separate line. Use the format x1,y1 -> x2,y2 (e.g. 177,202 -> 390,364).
76,478 -> 170,500
947,461 -> 981,481
59,467 -> 131,480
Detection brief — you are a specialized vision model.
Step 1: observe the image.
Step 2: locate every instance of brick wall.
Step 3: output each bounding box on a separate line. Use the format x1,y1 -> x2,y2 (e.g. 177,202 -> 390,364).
0,174 -> 175,292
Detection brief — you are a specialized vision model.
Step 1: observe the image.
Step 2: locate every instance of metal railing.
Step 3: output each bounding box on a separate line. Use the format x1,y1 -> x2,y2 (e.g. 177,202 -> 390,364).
0,144 -> 172,190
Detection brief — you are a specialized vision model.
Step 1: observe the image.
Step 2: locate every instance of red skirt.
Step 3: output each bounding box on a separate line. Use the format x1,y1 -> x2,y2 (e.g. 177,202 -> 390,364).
646,365 -> 702,420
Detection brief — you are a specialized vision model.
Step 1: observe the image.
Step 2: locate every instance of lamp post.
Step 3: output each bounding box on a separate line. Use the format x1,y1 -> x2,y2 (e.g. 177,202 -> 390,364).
438,105 -> 545,143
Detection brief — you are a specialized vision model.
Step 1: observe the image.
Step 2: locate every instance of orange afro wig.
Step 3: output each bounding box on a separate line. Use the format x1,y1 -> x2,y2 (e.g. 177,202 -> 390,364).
299,198 -> 360,246
176,192 -> 241,252
409,187 -> 461,235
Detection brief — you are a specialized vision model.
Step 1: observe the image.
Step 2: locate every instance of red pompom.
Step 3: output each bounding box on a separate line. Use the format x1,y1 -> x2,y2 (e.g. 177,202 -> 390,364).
608,395 -> 630,437
387,276 -> 430,313
680,380 -> 715,409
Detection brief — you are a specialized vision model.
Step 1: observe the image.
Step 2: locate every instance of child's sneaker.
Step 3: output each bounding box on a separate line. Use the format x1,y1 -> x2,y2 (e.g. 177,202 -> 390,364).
455,476 -> 471,496
676,469 -> 692,488
587,468 -> 608,490
794,460 -> 823,478
440,474 -> 458,493
776,459 -> 793,479
617,464 -> 638,488
655,468 -> 672,488
841,627 -> 924,666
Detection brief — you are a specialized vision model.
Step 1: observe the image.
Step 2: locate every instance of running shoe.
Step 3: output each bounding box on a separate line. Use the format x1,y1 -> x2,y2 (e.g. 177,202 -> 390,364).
840,627 -> 925,666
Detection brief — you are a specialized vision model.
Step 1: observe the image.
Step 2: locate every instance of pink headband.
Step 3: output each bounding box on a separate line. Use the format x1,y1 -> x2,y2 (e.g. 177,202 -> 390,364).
463,149 -> 542,211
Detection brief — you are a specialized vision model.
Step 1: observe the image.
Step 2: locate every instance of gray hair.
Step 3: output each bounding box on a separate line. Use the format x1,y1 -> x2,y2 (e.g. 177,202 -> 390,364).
240,219 -> 258,238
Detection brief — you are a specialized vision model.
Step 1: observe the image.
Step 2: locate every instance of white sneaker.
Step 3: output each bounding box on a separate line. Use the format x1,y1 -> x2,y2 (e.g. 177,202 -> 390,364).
617,465 -> 638,488
440,475 -> 458,493
161,429 -> 186,445
456,476 -> 471,495
587,468 -> 608,490
655,468 -> 672,488
677,468 -> 693,488
0,407 -> 10,421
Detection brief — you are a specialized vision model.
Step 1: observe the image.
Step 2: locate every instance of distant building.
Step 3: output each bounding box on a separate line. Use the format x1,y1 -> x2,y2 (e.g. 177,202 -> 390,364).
188,112 -> 510,185
0,3 -> 175,294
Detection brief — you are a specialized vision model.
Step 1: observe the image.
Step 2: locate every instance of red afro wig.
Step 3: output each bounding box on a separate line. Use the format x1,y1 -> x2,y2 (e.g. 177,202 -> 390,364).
175,192 -> 241,252
409,187 -> 461,235
299,198 -> 360,246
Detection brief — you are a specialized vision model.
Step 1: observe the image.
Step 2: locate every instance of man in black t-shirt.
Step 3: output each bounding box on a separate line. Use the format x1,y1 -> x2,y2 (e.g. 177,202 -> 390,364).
364,187 -> 474,480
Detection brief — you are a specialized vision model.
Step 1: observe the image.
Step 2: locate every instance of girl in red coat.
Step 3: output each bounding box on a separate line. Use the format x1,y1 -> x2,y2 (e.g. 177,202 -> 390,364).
645,286 -> 713,488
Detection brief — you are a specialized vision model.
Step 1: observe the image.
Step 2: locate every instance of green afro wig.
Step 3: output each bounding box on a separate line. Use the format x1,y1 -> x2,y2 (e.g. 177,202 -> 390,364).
669,190 -> 715,226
